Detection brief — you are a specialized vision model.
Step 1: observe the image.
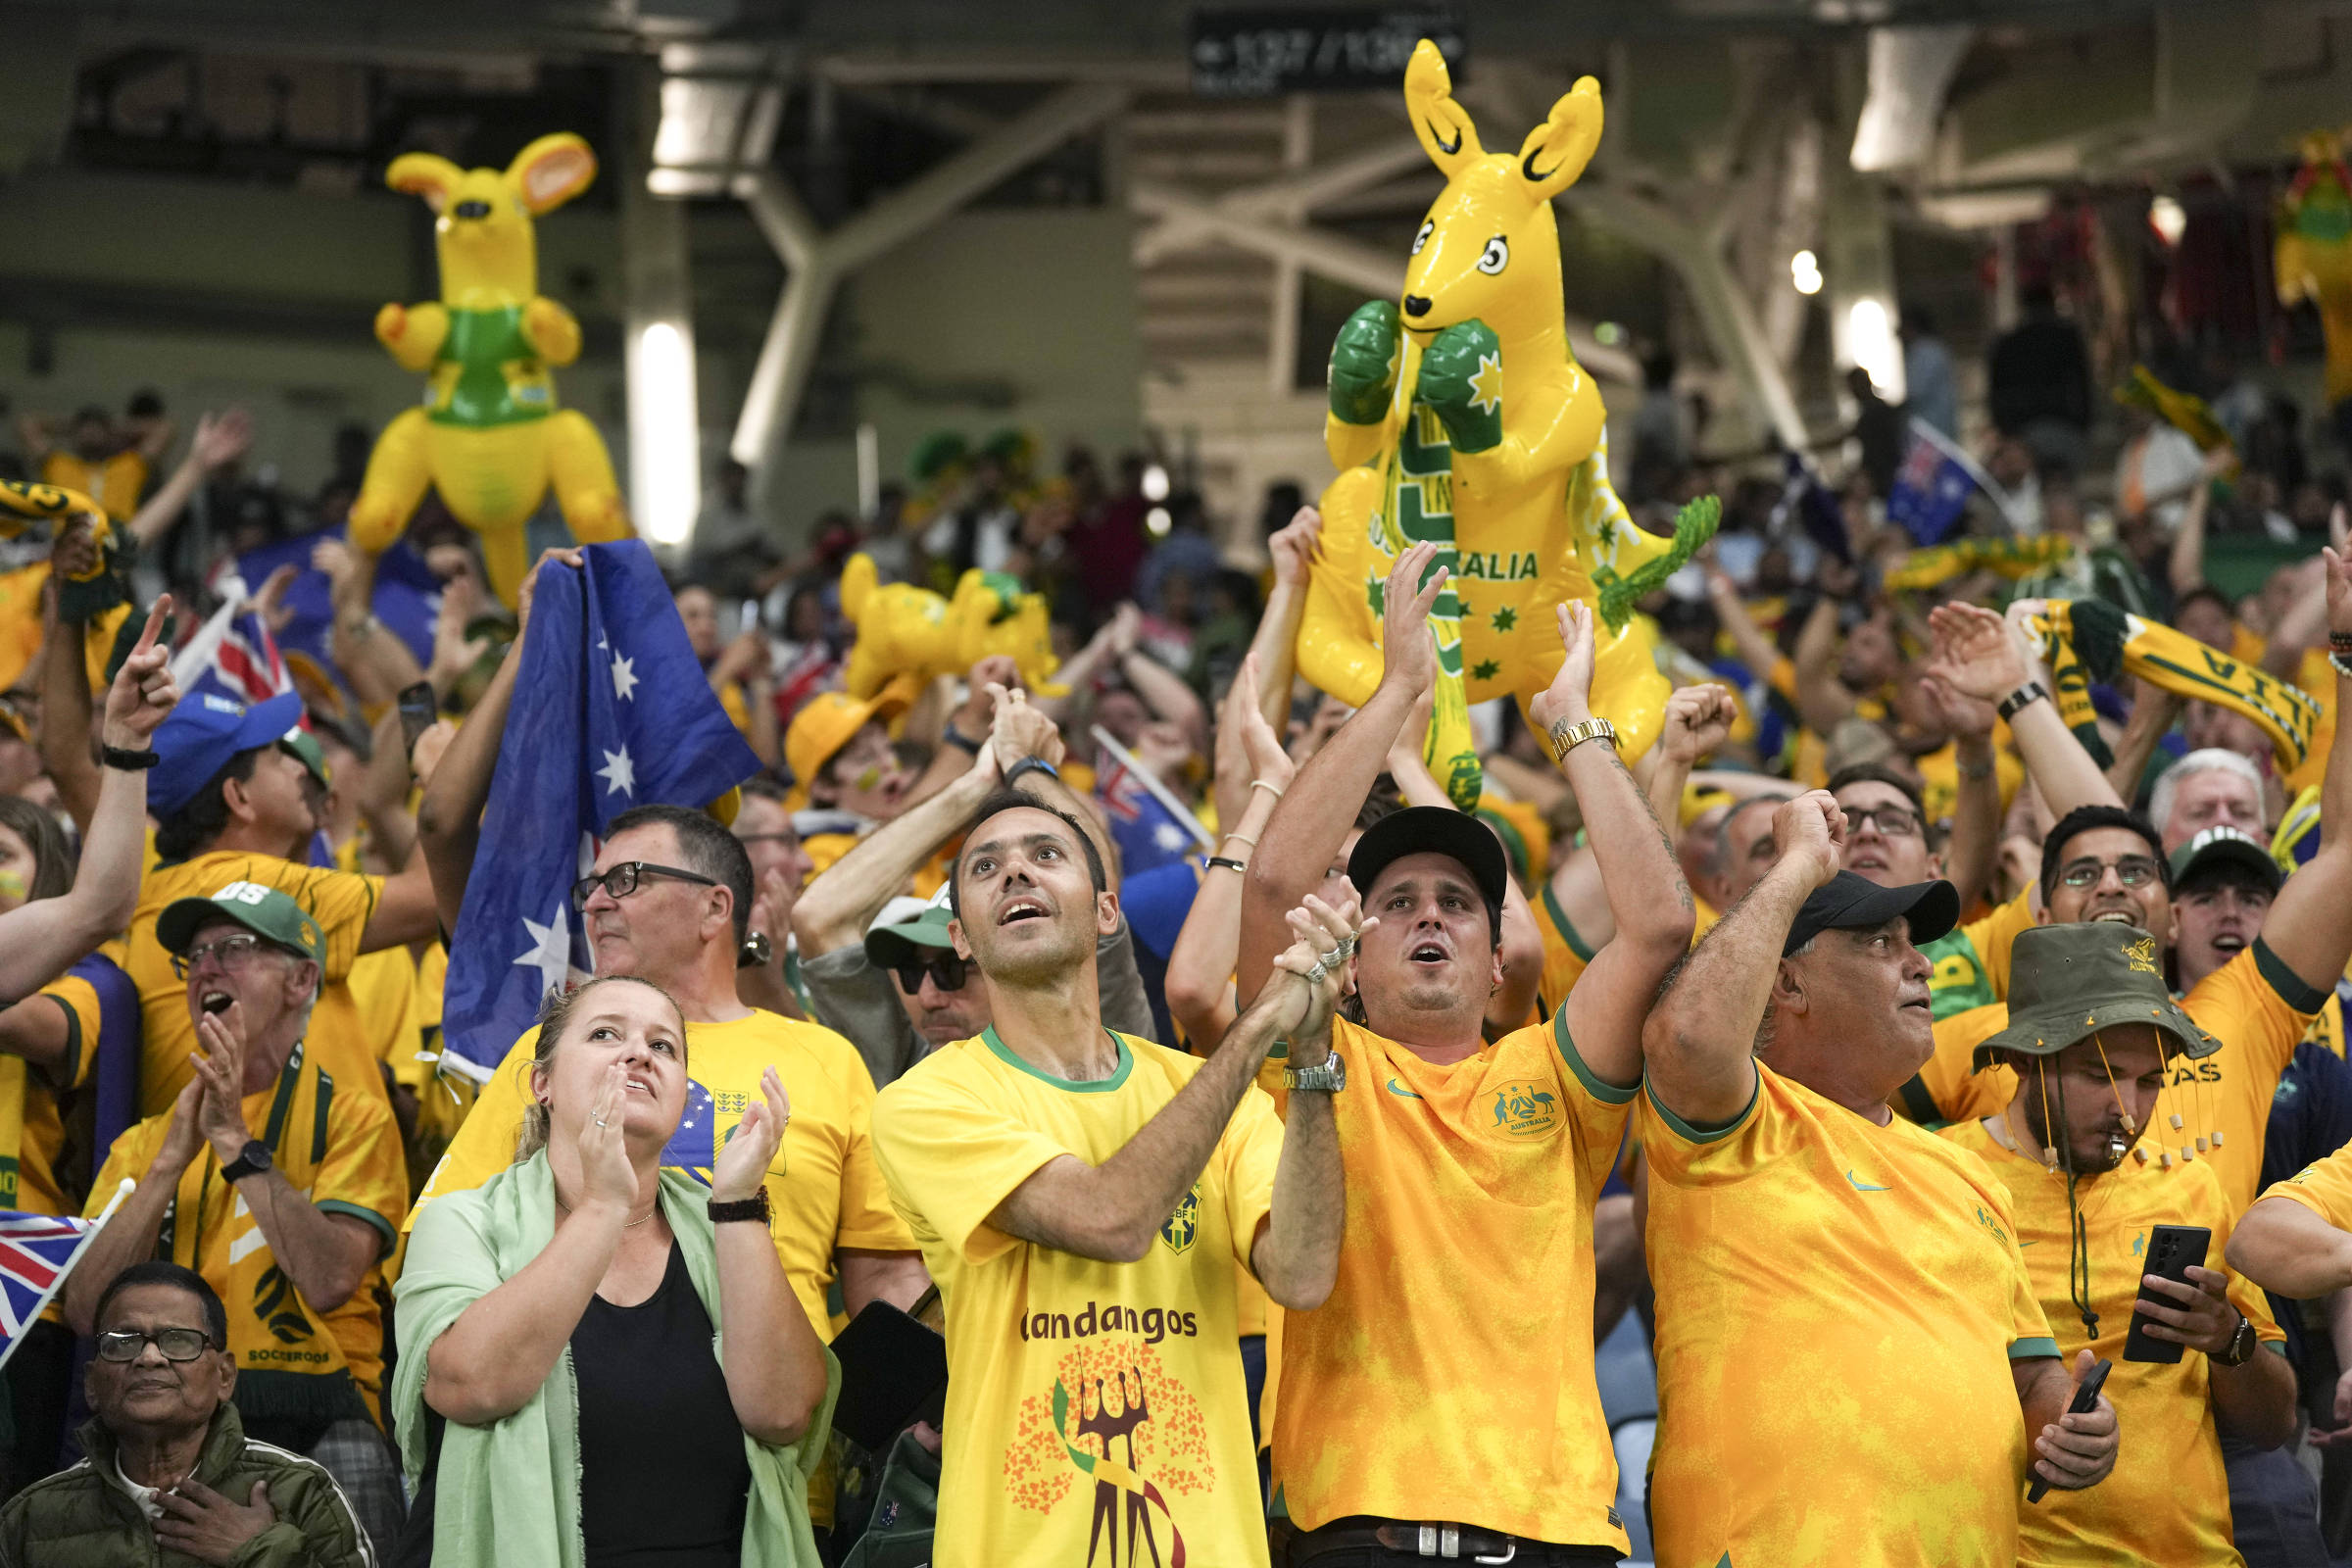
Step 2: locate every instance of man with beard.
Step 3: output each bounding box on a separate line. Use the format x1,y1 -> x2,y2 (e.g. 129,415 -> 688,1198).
1641,795 -> 2118,1565
1943,923 -> 2295,1565
871,790 -> 1348,1568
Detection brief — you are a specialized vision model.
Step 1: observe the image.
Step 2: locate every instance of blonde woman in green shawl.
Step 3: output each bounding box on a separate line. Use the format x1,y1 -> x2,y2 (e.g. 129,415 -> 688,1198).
392,975 -> 838,1568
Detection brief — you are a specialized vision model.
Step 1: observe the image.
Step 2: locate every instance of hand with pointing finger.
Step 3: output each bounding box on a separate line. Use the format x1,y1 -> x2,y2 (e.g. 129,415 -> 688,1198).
102,596 -> 179,752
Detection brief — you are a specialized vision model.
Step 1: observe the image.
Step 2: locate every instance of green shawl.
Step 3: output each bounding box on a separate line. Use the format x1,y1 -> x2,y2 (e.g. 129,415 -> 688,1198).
392,1154 -> 839,1568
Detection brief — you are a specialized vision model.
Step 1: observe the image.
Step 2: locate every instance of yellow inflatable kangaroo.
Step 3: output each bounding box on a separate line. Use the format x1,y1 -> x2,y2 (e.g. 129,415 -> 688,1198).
351,132 -> 633,606
2278,130 -> 2352,415
1299,41 -> 1715,805
836,553 -> 1066,700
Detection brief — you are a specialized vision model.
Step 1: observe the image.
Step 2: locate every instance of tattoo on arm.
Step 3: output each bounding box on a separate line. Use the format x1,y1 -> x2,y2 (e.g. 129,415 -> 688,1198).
1600,744 -> 1695,914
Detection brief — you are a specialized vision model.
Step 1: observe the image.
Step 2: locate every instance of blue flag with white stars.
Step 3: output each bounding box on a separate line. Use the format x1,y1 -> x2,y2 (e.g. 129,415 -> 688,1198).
440,541 -> 760,1078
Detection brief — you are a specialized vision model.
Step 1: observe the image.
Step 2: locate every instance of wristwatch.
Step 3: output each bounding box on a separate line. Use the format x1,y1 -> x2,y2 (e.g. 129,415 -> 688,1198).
1547,716 -> 1618,761
709,1188 -> 773,1226
220,1140 -> 272,1183
2217,1311 -> 2259,1367
1996,681 -> 2050,723
1004,756 -> 1059,790
1282,1053 -> 1348,1094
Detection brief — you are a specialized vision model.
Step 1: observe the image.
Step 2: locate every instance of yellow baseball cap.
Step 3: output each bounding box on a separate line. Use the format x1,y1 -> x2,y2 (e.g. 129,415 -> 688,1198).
786,684 -> 911,792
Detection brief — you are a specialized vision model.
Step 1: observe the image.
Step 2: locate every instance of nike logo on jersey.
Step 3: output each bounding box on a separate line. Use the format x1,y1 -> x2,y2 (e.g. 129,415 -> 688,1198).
1386,1078 -> 1423,1100
1845,1169 -> 1890,1192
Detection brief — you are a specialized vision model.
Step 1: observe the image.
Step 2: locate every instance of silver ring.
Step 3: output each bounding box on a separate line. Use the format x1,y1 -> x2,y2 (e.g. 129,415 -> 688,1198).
1302,958 -> 1329,986
593,1115 -> 608,1127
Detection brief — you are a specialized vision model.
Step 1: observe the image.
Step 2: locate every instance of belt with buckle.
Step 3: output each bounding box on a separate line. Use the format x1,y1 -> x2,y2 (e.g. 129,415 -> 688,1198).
1294,1516 -> 1529,1563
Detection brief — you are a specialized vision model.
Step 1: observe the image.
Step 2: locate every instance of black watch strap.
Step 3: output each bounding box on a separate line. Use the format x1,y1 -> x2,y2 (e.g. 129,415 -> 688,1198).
101,745 -> 160,770
944,727 -> 985,755
220,1140 -> 272,1183
1004,756 -> 1058,790
709,1189 -> 772,1225
1995,681 -> 2050,723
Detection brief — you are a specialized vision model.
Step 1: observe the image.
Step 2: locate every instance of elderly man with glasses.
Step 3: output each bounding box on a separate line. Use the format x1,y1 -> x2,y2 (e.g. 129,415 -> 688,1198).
3,1262 -> 374,1566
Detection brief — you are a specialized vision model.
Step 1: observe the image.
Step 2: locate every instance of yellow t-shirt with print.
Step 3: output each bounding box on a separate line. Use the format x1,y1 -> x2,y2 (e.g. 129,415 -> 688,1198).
85,1038 -> 405,1427
411,1008 -> 913,1338
127,852 -> 386,1117
1942,1116 -> 2281,1568
871,1027 -> 1282,1568
1917,943 -> 2321,1213
1268,1013 -> 1634,1550
1641,1062 -> 2056,1568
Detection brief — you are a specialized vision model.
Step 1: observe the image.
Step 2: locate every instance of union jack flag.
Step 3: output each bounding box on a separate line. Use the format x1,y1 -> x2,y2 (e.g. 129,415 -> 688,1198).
0,1203 -> 115,1369
172,579 -> 296,712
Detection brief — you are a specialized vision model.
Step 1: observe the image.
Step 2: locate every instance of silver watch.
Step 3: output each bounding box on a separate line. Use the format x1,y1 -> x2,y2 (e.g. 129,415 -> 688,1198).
1282,1053 -> 1347,1094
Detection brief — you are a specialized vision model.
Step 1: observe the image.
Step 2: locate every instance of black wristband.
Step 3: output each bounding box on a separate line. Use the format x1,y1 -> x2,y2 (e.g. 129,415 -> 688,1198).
101,745 -> 160,771
1206,856 -> 1248,873
709,1189 -> 772,1226
1995,681 -> 2049,723
944,727 -> 984,755
1004,756 -> 1059,790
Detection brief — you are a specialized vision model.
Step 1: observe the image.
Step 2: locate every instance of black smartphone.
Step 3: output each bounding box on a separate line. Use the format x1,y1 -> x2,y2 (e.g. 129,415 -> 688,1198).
2123,1223 -> 2212,1365
826,1300 -> 948,1452
396,680 -> 437,755
2026,1356 -> 2111,1503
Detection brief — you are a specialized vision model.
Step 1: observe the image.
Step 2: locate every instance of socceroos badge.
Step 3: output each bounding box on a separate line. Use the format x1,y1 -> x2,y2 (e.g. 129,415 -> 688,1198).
1490,1081 -> 1561,1140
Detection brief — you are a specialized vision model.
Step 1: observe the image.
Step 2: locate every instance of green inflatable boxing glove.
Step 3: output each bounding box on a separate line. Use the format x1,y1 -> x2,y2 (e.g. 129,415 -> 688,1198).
1327,300 -> 1402,425
1417,319 -> 1503,454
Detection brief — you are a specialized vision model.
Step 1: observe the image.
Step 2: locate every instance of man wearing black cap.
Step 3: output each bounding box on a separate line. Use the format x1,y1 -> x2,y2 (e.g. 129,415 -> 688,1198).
1641,792 -> 2117,1566
1943,922 -> 2295,1566
1237,544 -> 1695,1564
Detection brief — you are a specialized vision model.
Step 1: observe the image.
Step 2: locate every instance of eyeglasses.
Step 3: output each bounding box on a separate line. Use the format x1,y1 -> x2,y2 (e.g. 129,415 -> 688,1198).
95,1328 -> 214,1363
1844,804 -> 1922,838
892,954 -> 970,994
171,933 -> 270,979
571,861 -> 718,910
2058,855 -> 2161,891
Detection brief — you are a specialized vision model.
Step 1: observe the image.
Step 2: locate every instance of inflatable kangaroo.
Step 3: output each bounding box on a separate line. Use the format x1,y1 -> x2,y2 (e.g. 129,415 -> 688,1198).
2278,130 -> 2352,422
351,132 -> 633,606
1298,42 -> 1713,805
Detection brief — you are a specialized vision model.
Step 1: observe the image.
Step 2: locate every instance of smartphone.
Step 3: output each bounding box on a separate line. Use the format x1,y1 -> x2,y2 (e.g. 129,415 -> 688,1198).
2123,1223 -> 2212,1365
396,680 -> 437,754
2025,1356 -> 2111,1503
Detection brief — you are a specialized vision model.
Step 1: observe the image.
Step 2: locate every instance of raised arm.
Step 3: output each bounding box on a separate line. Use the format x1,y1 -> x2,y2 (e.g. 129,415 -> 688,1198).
63,1087 -> 206,1336
0,600 -> 175,1004
1238,544 -> 1444,1006
416,549 -> 578,933
1532,605 -> 1699,1085
2253,535 -> 2352,996
2230,1194 -> 2352,1299
123,410 -> 251,550
1927,602 -> 2124,817
1705,563 -> 1783,687
2104,678 -> 2185,806
1118,642 -> 1207,751
1250,508 -> 1321,733
1791,589 -> 1859,736
1914,669 -> 2001,911
708,1067 -> 830,1443
2167,445 -> 2236,598
34,527 -> 104,833
992,892 -> 1352,1297
1166,658 -> 1291,1051
792,733 -> 1003,960
1642,792 -> 1843,1126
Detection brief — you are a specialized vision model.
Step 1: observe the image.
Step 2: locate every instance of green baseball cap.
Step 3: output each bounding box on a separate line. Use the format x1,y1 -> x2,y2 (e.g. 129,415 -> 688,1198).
863,898 -> 957,972
1973,922 -> 2219,1071
156,881 -> 327,967
280,728 -> 331,791
2169,825 -> 2282,897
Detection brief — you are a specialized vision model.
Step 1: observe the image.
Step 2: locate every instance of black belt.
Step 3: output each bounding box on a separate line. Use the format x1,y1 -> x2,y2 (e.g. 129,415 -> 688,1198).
1291,1515 -> 1619,1565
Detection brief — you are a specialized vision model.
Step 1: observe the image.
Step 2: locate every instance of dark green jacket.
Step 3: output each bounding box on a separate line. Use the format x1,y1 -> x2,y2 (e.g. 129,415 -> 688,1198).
0,1403 -> 370,1567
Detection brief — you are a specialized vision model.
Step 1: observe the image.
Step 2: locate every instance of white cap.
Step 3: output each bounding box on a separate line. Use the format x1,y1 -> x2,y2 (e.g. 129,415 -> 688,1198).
866,895 -> 935,937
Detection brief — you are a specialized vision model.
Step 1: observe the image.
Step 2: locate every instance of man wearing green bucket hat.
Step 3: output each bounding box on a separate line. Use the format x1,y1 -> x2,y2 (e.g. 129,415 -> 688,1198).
1944,922 -> 2296,1566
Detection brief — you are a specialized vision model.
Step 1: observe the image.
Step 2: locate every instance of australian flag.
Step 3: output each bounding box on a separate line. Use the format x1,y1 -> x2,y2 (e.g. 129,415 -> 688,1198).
0,1208 -> 112,1368
440,541 -> 760,1079
1886,417 -> 1984,546
1091,727 -> 1211,879
232,526 -> 441,695
171,588 -> 294,711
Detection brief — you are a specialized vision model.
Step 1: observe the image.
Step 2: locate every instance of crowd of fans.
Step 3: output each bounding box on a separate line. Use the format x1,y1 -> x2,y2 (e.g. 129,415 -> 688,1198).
0,302 -> 2350,1568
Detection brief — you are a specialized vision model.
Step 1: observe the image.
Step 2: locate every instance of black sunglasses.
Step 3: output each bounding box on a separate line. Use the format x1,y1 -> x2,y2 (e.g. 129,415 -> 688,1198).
571,860 -> 718,910
892,953 -> 970,994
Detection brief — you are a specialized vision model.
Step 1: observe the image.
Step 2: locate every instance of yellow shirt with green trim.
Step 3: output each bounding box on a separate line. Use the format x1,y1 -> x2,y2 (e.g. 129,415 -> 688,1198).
85,1037 -> 405,1430
410,1008 -> 914,1338
1266,1013 -> 1634,1551
2259,1137 -> 2352,1224
1533,882 -> 1595,1018
127,852 -> 387,1118
1941,1116 -> 2280,1568
1641,1061 -> 2056,1568
12,939 -> 123,1216
872,1027 -> 1282,1568
1914,943 -> 2322,1213
2304,992 -> 2344,1060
